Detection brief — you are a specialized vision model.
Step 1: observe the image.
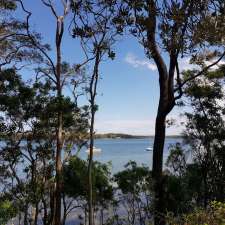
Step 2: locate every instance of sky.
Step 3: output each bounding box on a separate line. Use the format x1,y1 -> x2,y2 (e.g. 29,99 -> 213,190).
16,0 -> 189,135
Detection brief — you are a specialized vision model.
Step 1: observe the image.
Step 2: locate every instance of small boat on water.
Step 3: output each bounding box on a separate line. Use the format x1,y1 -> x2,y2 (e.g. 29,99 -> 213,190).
145,147 -> 153,151
85,146 -> 102,154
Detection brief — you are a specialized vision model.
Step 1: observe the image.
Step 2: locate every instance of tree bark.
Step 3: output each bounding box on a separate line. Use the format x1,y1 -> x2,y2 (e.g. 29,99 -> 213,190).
62,192 -> 67,225
34,203 -> 39,225
152,114 -> 166,225
54,108 -> 63,225
88,51 -> 100,225
54,19 -> 64,225
24,204 -> 29,225
42,197 -> 48,225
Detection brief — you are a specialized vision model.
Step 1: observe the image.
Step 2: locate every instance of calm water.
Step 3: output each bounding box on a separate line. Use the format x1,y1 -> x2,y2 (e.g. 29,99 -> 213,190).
78,137 -> 183,173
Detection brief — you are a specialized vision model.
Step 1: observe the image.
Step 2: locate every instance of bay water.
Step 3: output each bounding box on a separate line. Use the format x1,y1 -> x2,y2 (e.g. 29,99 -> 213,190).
78,137 -> 183,173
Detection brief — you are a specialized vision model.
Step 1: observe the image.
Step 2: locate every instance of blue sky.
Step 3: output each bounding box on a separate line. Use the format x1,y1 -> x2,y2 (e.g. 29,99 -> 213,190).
18,0 -> 185,135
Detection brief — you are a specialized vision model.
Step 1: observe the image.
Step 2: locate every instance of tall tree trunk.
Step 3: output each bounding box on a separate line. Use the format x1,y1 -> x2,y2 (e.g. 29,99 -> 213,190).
24,205 -> 29,225
152,78 -> 175,225
19,213 -> 21,225
62,192 -> 67,225
152,114 -> 166,225
54,19 -> 64,225
85,207 -> 87,225
55,107 -> 63,225
146,2 -> 175,224
88,109 -> 95,225
42,197 -> 48,225
88,51 -> 100,225
49,187 -> 55,225
202,168 -> 208,208
34,203 -> 39,225
100,205 -> 104,225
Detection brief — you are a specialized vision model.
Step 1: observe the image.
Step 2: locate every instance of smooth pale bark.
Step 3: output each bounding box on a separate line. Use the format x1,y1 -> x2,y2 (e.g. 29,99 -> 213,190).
54,18 -> 64,225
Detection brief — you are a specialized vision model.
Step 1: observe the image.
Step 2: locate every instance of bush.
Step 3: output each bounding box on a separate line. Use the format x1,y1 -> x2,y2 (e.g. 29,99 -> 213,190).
0,200 -> 17,225
166,201 -> 225,225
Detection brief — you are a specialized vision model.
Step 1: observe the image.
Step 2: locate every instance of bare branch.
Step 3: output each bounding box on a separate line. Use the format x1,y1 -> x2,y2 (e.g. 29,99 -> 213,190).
16,0 -> 57,76
175,51 -> 225,96
41,0 -> 58,18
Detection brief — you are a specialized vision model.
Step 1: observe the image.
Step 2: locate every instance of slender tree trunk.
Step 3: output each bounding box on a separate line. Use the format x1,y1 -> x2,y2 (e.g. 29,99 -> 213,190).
85,207 -> 87,225
54,19 -> 64,225
19,213 -> 21,225
88,109 -> 95,225
100,205 -> 104,225
88,51 -> 100,225
24,205 -> 29,225
34,203 -> 39,225
55,107 -> 63,225
42,198 -> 48,225
31,205 -> 36,225
62,193 -> 67,225
202,168 -> 208,208
49,187 -> 55,225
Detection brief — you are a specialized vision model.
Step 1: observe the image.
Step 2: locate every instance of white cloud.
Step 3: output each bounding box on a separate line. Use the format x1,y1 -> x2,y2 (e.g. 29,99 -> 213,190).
205,59 -> 225,70
178,58 -> 197,71
125,54 -> 225,73
178,57 -> 225,72
125,53 -> 157,71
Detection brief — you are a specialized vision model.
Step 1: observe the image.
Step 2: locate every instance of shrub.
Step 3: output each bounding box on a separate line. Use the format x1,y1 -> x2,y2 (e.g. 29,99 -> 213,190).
166,201 -> 225,225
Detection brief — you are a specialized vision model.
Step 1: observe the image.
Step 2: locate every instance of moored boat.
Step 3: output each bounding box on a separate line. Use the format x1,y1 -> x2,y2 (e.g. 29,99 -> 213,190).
145,147 -> 153,151
85,146 -> 102,154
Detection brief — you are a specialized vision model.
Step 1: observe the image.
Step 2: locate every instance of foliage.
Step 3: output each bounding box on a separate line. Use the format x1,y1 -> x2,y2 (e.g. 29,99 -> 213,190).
0,200 -> 17,225
165,145 -> 220,214
113,161 -> 153,224
64,156 -> 113,203
166,143 -> 186,176
114,161 -> 151,194
0,0 -> 44,70
0,68 -> 88,224
182,66 -> 225,205
166,201 -> 225,225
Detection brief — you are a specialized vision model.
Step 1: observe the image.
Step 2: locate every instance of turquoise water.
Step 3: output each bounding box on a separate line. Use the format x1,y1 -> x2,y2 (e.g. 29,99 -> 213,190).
78,137 -> 183,173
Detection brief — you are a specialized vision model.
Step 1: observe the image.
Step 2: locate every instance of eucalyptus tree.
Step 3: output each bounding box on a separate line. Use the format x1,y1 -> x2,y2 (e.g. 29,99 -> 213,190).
110,1 -> 225,223
182,66 -> 225,207
70,1 -> 120,224
0,69 -> 88,225
14,1 -> 89,224
0,69 -> 56,225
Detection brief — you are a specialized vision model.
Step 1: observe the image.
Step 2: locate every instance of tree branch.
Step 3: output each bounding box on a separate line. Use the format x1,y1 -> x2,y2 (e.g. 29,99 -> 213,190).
175,51 -> 225,97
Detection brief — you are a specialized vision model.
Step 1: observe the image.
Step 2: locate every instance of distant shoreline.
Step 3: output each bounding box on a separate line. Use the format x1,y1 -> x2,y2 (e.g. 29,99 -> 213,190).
0,132 -> 183,140
94,133 -> 183,139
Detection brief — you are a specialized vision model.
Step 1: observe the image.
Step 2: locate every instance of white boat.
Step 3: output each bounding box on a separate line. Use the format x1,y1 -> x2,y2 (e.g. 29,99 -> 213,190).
145,147 -> 153,151
85,146 -> 102,154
